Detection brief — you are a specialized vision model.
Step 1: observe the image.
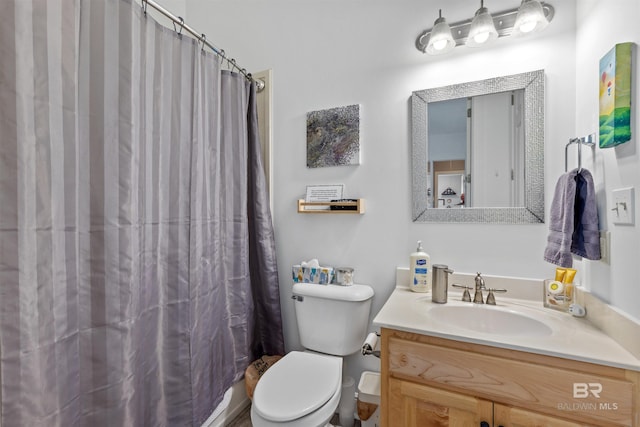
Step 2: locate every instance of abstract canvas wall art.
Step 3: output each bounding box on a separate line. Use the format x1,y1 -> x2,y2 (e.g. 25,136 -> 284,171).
599,42 -> 633,148
306,104 -> 360,168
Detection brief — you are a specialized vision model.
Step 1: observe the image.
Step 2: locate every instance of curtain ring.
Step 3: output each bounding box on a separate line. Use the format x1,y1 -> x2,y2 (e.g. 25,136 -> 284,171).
199,34 -> 207,49
173,17 -> 184,35
142,0 -> 147,15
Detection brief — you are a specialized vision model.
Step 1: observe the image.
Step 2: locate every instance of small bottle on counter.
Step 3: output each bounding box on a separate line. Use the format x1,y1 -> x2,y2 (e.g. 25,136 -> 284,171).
544,268 -> 576,311
410,241 -> 431,293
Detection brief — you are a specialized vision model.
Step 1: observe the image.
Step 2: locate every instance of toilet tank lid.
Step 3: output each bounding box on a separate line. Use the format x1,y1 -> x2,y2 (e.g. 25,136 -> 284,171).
292,283 -> 374,302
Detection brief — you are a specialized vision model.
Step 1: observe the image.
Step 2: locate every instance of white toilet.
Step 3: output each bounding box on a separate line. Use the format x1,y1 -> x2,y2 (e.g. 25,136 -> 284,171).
251,282 -> 375,427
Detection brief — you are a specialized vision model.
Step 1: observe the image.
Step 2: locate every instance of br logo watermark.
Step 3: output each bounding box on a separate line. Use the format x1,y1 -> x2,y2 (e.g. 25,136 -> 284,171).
573,382 -> 602,398
557,383 -> 619,412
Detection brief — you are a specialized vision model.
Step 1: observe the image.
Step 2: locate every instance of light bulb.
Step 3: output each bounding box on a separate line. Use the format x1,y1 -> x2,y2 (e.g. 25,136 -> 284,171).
473,32 -> 491,44
518,20 -> 538,33
432,39 -> 448,51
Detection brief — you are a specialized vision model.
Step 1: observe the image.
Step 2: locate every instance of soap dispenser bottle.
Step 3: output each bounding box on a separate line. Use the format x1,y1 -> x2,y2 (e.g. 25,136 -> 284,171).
410,241 -> 431,293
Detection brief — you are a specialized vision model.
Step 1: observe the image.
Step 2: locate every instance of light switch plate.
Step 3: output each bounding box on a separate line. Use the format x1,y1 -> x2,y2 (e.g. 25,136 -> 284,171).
612,187 -> 634,225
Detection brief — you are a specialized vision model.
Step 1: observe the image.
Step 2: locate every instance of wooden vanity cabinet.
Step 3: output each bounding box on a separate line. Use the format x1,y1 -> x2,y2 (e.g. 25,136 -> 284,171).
389,378 -> 493,426
380,328 -> 639,427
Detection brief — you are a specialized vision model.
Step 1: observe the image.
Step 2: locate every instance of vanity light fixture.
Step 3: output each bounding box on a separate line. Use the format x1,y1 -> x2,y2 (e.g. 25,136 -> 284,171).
416,0 -> 554,54
425,9 -> 456,55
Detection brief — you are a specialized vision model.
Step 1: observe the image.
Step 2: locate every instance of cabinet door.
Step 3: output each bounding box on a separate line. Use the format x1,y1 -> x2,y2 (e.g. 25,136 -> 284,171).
389,377 -> 493,427
494,404 -> 590,427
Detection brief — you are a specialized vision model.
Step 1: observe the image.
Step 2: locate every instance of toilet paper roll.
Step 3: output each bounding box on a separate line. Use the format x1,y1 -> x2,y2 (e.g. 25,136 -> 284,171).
361,332 -> 378,355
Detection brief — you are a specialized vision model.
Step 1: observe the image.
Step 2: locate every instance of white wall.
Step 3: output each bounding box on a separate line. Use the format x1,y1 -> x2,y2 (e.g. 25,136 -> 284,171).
182,0 -> 640,381
575,0 -> 640,320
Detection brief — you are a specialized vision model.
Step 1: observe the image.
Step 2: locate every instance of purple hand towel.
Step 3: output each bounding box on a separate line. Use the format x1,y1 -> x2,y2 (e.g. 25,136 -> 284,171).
571,169 -> 601,261
544,169 -> 578,267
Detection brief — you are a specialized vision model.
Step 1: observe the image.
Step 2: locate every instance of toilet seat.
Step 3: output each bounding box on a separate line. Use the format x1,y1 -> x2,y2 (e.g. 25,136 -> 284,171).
252,351 -> 342,423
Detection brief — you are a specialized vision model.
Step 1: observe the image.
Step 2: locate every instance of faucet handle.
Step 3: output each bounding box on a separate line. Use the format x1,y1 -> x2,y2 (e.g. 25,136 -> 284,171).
451,284 -> 472,302
485,288 -> 507,305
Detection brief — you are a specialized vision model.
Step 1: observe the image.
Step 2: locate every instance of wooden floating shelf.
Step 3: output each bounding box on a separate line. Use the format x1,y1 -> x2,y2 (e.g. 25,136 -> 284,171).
297,199 -> 365,214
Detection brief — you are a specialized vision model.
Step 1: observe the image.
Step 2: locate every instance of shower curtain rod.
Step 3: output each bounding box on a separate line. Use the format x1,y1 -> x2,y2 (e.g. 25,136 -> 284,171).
142,0 -> 253,82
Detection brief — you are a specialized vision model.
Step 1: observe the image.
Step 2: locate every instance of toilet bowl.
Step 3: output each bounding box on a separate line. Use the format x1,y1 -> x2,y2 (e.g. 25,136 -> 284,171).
250,351 -> 342,427
251,283 -> 374,427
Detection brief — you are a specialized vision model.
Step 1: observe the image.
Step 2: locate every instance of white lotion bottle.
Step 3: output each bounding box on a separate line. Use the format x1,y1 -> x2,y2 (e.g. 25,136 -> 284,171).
410,240 -> 431,293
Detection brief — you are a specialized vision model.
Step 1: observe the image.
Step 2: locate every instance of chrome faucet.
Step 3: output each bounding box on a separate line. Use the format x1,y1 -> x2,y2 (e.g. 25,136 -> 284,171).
473,272 -> 486,304
454,273 -> 507,304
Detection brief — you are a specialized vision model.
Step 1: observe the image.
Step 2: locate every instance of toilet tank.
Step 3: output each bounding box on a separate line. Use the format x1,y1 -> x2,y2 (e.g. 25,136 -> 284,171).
292,283 -> 374,356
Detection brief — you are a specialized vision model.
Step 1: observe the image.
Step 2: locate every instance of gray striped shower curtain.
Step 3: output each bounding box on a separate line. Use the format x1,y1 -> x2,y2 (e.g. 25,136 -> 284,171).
0,0 -> 284,426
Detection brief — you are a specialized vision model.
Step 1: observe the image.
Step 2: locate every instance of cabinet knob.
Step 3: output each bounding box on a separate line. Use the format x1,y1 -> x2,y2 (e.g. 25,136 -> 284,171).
480,422 -> 490,427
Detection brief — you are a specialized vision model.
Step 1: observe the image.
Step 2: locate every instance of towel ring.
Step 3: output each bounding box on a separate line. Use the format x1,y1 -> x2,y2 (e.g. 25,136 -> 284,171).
565,134 -> 596,172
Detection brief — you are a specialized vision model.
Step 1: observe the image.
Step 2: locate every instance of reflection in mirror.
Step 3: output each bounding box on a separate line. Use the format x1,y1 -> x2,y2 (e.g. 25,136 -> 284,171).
428,90 -> 525,209
412,70 -> 544,223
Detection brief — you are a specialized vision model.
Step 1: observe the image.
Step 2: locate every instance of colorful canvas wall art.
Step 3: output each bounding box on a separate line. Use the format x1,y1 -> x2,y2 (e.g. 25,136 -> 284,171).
599,42 -> 633,148
306,104 -> 360,168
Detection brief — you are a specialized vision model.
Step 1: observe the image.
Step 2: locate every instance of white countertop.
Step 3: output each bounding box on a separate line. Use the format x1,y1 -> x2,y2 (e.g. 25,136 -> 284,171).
373,285 -> 640,371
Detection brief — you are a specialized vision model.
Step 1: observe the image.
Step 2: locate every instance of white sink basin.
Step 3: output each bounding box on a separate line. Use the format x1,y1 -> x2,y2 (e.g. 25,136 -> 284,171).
428,304 -> 553,336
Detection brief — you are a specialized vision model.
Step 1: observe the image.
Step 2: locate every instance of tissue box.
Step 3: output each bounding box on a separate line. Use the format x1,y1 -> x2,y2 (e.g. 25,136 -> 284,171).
292,265 -> 334,284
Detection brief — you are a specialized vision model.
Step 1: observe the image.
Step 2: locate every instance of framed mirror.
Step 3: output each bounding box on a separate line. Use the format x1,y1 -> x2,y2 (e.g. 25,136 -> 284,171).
412,70 -> 545,223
